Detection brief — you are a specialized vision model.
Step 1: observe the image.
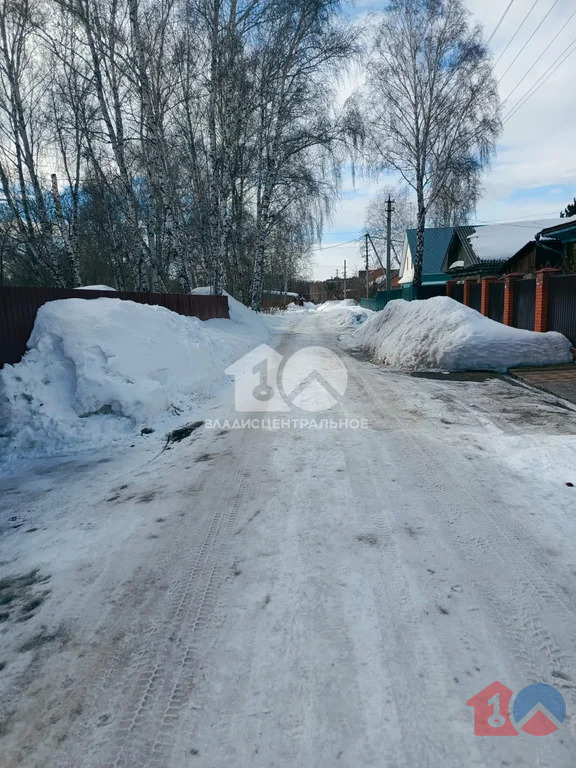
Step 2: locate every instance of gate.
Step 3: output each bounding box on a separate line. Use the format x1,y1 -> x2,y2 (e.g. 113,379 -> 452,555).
488,282 -> 504,323
469,283 -> 482,312
451,284 -> 464,304
513,279 -> 536,331
548,274 -> 576,345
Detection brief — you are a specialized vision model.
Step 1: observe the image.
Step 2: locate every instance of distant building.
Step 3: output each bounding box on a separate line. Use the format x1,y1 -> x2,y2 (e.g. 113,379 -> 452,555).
399,227 -> 453,286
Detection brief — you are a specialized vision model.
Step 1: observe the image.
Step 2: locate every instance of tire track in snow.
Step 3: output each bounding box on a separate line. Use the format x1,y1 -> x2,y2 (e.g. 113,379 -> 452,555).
347,355 -> 576,752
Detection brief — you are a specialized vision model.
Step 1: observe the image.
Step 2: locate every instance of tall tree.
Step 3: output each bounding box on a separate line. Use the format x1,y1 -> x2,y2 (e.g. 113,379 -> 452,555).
364,0 -> 500,286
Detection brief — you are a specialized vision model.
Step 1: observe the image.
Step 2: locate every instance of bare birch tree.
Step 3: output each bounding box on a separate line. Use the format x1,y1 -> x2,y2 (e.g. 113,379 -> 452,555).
365,0 -> 500,286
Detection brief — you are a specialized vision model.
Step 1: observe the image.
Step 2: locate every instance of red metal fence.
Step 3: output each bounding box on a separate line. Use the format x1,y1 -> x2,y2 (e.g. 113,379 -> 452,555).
0,286 -> 229,367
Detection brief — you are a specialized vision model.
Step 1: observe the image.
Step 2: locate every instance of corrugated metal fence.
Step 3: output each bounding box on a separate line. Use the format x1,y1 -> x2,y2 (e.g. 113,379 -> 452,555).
548,274 -> 576,346
513,279 -> 536,331
488,282 -> 504,323
469,283 -> 482,313
450,275 -> 576,346
360,284 -> 446,311
0,286 -> 229,367
360,289 -> 403,312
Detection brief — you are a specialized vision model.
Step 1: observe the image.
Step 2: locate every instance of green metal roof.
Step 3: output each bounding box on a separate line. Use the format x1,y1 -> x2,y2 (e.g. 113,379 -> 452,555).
406,227 -> 454,275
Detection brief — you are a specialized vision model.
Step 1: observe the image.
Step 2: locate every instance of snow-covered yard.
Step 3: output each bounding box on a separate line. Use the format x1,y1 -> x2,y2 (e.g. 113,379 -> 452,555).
1,301 -> 576,767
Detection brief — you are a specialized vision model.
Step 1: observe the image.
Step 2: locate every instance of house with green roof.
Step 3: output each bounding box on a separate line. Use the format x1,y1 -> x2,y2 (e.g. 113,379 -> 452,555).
398,227 -> 453,287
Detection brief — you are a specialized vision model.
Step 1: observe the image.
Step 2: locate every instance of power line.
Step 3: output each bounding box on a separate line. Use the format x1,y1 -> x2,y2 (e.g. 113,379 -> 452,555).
316,238 -> 361,251
471,211 -> 561,225
502,7 -> 576,106
498,0 -> 559,83
494,0 -> 541,69
322,230 -> 364,235
503,35 -> 576,123
486,0 -> 517,47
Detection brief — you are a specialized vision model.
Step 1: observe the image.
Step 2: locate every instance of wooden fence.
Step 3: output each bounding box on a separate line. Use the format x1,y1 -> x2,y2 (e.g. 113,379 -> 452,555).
0,286 -> 229,367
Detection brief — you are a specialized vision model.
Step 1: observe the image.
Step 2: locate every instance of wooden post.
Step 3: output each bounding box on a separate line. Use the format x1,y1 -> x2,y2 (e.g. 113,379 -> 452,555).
534,268 -> 561,333
502,273 -> 523,326
480,276 -> 498,317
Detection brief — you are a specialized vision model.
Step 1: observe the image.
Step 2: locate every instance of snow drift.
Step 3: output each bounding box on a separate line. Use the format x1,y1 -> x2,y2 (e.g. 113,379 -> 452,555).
316,299 -> 372,328
0,295 -> 270,457
355,296 -> 573,372
316,299 -> 358,312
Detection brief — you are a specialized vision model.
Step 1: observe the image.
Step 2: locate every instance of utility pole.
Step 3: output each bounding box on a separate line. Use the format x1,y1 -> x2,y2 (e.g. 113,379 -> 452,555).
343,259 -> 347,299
365,233 -> 370,299
386,196 -> 394,294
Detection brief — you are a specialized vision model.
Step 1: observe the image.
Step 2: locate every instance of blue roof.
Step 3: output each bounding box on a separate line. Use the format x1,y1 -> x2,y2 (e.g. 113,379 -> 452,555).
406,227 -> 454,275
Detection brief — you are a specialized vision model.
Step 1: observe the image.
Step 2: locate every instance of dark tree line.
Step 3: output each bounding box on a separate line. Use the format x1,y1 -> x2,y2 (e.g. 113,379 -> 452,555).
0,0 -> 356,308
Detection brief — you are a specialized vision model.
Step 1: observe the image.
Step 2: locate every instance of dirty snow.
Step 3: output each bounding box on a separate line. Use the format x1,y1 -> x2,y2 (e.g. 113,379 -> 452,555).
467,217 -> 576,262
0,294 -> 270,459
2,310 -> 576,767
356,296 -> 572,372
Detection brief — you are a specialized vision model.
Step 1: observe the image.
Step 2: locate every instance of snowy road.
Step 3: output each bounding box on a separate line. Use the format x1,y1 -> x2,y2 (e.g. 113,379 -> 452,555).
2,312 -> 576,767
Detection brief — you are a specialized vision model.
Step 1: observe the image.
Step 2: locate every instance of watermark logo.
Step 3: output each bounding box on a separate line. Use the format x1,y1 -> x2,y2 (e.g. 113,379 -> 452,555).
467,681 -> 566,736
225,343 -> 348,414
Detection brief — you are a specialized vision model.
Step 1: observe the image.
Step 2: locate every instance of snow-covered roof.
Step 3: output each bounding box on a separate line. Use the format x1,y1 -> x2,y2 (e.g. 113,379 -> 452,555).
467,218 -> 573,263
538,215 -> 576,239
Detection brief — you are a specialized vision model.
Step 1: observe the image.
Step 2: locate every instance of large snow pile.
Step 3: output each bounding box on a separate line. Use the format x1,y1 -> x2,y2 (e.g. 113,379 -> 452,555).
316,299 -> 358,312
315,299 -> 372,328
190,287 -> 270,338
0,295 -> 270,458
285,301 -> 316,311
355,296 -> 573,372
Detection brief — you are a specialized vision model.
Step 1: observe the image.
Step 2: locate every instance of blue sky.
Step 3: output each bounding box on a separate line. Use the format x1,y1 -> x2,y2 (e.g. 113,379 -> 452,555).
312,0 -> 576,280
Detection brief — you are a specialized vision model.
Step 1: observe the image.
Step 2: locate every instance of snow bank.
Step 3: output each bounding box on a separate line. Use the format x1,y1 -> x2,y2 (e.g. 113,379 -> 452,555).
315,299 -> 372,328
285,301 -> 316,311
75,285 -> 117,291
190,287 -> 270,339
316,299 -> 358,312
324,307 -> 373,328
0,295 -> 270,458
355,296 -> 572,372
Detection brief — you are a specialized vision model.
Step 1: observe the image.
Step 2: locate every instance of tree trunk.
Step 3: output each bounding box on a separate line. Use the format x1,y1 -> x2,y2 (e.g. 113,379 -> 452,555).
251,186 -> 271,312
51,173 -> 81,287
413,180 -> 426,288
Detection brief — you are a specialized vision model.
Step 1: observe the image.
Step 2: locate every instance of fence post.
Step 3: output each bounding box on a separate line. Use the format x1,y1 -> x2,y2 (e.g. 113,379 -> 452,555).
463,278 -> 477,307
446,280 -> 457,298
480,276 -> 498,317
534,268 -> 561,333
502,273 -> 523,326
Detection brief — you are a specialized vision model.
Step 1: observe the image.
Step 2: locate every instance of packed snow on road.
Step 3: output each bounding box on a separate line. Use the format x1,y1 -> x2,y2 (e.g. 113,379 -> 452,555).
1,296 -> 576,768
